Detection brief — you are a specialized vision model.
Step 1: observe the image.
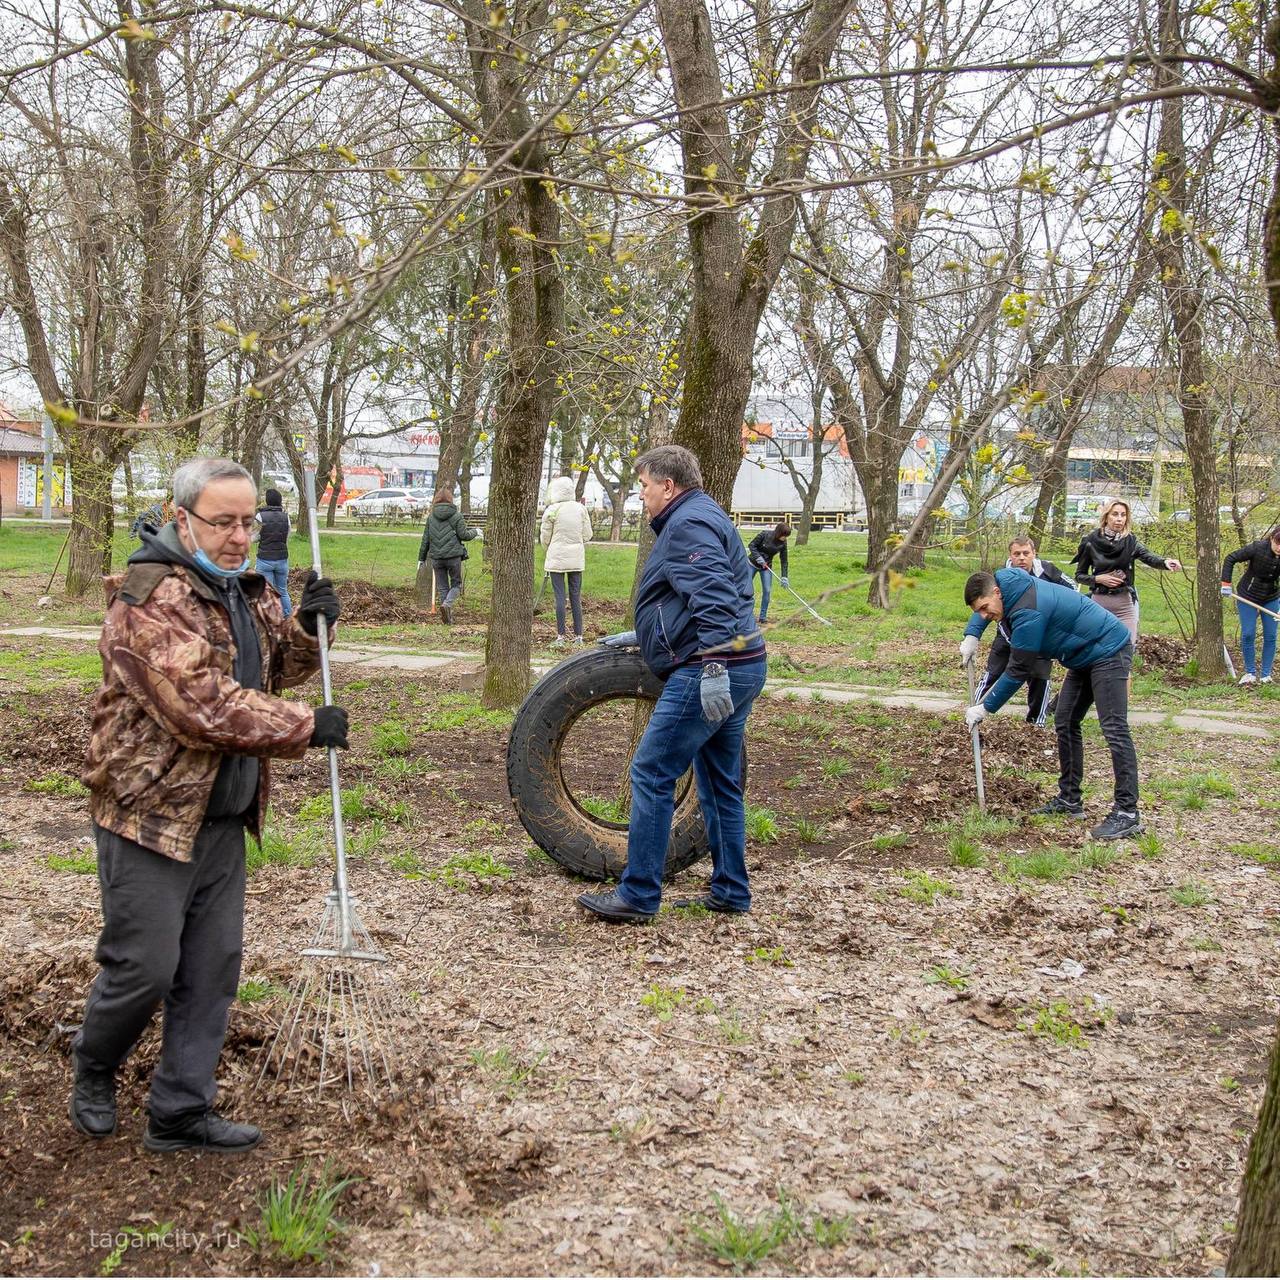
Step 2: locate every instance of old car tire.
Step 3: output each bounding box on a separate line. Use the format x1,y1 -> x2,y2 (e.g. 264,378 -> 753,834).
506,646 -> 745,881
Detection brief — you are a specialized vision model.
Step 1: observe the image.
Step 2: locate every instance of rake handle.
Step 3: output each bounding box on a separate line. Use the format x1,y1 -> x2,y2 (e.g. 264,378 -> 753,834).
965,655 -> 987,811
1229,590 -> 1280,623
303,469 -> 353,952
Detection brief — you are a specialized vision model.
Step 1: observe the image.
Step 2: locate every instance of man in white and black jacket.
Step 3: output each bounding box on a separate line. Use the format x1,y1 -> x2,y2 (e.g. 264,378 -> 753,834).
959,534 -> 1072,726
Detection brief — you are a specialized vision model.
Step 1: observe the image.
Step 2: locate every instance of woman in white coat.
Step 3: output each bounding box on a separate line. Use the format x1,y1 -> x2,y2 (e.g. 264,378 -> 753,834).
540,475 -> 594,646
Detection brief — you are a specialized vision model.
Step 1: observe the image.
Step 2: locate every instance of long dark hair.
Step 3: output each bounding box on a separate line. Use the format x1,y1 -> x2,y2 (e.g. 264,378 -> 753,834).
431,487 -> 454,506
773,520 -> 792,539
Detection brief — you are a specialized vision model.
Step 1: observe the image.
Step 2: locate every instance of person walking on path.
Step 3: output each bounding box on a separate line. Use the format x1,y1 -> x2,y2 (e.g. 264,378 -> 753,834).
963,565 -> 1143,841
540,475 -> 594,647
1070,499 -> 1180,643
959,534 -> 1071,727
71,458 -> 346,1154
418,487 -> 478,624
578,445 -> 767,923
1221,526 -> 1280,685
254,487 -> 292,616
747,522 -> 791,624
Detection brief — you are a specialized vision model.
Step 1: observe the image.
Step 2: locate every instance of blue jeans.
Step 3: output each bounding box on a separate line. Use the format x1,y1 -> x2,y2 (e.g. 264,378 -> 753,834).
617,658 -> 767,914
1237,596 -> 1280,676
754,566 -> 773,622
255,558 -> 291,615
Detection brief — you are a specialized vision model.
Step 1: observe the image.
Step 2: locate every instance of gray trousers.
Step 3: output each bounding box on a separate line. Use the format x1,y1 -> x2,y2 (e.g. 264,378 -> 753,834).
73,817 -> 247,1121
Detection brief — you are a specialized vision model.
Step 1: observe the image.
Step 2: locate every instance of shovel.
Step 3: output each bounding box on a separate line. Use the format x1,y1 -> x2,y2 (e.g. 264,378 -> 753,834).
965,655 -> 987,811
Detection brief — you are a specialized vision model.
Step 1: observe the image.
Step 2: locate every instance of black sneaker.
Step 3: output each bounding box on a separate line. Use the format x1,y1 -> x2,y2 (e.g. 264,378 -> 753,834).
1090,810 -> 1145,841
69,1066 -> 117,1139
143,1111 -> 263,1154
1032,797 -> 1086,819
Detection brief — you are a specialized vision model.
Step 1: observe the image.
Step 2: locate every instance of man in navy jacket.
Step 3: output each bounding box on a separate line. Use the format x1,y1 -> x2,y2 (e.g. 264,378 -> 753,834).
578,445 -> 767,922
963,566 -> 1143,840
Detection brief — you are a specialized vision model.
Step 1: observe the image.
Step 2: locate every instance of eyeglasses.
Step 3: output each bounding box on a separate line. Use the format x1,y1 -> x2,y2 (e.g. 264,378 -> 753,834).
186,509 -> 257,535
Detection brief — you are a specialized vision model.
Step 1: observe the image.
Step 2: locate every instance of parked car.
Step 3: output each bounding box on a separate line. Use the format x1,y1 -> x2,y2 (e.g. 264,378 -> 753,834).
343,487 -> 430,518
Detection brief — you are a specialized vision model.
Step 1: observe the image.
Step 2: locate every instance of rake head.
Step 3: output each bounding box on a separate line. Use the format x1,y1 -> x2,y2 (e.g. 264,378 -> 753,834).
258,889 -> 402,1096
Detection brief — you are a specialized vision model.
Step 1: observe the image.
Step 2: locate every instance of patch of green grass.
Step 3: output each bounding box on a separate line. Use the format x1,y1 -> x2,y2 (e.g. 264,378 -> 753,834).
717,1009 -> 751,1043
957,808 -> 1020,840
1220,1075 -> 1241,1093
1077,841 -> 1125,872
237,977 -> 287,1004
579,793 -> 630,822
246,824 -> 322,874
640,983 -> 686,1021
468,1045 -> 547,1097
745,806 -> 780,844
1170,881 -> 1211,907
745,945 -> 792,967
781,774 -> 805,790
947,835 -> 984,867
46,850 -> 96,874
870,831 -> 908,852
26,772 -> 89,798
1229,841 -> 1280,867
841,1067 -> 867,1085
820,758 -> 852,780
689,1192 -> 802,1273
898,869 -> 956,904
247,1161 -> 355,1265
525,845 -> 553,867
1003,848 -> 1075,883
793,818 -> 826,843
420,693 -> 513,733
924,964 -> 969,991
370,719 -> 412,757
1189,936 -> 1223,952
374,755 -> 432,781
1021,1000 -> 1086,1047
388,850 -> 425,879
1135,830 -> 1162,859
429,850 -> 515,890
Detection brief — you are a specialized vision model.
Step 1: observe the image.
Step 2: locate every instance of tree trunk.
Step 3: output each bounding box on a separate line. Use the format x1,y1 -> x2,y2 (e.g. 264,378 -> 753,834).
1153,0 -> 1223,678
1229,1017 -> 1280,1275
64,434 -> 118,595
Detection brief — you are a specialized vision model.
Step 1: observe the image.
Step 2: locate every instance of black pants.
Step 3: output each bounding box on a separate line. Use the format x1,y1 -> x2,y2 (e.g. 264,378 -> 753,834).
1055,644 -> 1138,813
432,557 -> 462,600
976,632 -> 1051,726
73,818 -> 247,1121
550,570 -> 583,637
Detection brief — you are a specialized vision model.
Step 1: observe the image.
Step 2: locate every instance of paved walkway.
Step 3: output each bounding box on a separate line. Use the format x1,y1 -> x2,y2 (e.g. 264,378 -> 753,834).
0,625 -> 1270,738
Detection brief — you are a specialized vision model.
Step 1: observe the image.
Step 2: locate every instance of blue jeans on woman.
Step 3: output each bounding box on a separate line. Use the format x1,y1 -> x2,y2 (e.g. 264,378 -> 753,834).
255,558 -> 292,615
753,565 -> 773,623
616,658 -> 768,915
1237,596 -> 1280,677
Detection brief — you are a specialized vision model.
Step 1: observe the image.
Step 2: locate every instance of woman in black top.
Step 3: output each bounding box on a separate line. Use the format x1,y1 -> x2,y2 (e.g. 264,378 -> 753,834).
254,487 -> 293,615
747,522 -> 791,624
1071,499 -> 1180,643
1221,527 -> 1280,684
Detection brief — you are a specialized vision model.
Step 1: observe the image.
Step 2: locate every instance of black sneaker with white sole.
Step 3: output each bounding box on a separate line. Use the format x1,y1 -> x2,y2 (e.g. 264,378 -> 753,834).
143,1111 -> 263,1154
1090,810 -> 1145,841
1032,797 -> 1087,819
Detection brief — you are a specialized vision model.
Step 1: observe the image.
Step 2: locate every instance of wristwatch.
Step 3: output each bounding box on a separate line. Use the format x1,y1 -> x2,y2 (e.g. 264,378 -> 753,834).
703,661 -> 727,677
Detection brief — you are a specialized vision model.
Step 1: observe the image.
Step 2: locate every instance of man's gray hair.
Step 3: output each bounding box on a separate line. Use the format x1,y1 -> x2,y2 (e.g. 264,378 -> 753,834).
172,458 -> 254,510
634,444 -> 703,490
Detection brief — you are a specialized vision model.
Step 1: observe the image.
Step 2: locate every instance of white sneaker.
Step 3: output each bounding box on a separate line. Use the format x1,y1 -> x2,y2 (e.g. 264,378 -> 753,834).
551,636 -> 568,648
571,636 -> 584,646
1239,673 -> 1257,686
1262,676 -> 1273,685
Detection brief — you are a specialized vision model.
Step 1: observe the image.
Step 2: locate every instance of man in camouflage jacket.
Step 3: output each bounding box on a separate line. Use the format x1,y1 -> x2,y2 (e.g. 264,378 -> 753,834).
70,458 -> 348,1154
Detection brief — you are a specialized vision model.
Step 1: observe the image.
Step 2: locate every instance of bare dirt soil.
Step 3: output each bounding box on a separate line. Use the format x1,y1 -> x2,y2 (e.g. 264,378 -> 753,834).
0,655 -> 1277,1277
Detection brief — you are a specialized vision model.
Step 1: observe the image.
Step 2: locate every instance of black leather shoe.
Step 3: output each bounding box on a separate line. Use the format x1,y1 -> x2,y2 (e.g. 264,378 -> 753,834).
670,894 -> 750,915
576,889 -> 654,924
143,1111 -> 263,1154
69,1066 -> 117,1138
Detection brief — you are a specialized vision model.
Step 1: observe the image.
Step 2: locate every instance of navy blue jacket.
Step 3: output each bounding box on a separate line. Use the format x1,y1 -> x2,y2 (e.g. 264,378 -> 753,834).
969,568 -> 1130,712
634,489 -> 762,678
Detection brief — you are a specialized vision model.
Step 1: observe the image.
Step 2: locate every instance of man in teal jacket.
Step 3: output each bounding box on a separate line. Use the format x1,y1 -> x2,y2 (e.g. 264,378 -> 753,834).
963,567 -> 1142,840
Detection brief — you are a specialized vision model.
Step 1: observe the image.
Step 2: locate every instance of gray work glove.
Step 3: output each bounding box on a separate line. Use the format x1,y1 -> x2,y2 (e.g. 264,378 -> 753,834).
700,664 -> 733,723
600,630 -> 638,648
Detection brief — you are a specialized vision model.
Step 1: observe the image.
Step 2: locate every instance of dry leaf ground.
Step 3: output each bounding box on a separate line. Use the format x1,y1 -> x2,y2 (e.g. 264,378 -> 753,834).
0,633 -> 1276,1277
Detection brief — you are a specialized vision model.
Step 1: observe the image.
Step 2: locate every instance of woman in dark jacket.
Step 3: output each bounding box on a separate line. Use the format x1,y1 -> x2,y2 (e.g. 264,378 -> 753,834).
1221,527 -> 1280,684
254,487 -> 293,615
1071,499 -> 1180,643
747,521 -> 791,624
418,488 -> 478,623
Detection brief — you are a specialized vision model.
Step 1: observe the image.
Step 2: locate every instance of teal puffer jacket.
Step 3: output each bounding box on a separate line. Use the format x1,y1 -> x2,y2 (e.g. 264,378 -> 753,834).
419,502 -> 477,562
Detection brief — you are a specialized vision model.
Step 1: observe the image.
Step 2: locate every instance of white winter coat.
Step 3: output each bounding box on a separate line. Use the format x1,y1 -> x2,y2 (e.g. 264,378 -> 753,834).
540,476 -> 593,572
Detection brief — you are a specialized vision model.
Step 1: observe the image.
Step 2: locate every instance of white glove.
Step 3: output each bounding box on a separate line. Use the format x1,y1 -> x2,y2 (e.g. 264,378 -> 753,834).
965,704 -> 987,729
417,559 -> 424,570
959,635 -> 980,666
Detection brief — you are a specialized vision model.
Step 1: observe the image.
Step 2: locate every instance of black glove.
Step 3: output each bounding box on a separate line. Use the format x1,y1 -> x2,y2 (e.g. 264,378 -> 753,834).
309,705 -> 349,749
297,570 -> 340,636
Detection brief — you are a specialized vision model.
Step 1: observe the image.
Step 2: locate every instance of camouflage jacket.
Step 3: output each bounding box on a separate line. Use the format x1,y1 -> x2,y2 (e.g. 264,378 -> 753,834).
83,562 -> 321,860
